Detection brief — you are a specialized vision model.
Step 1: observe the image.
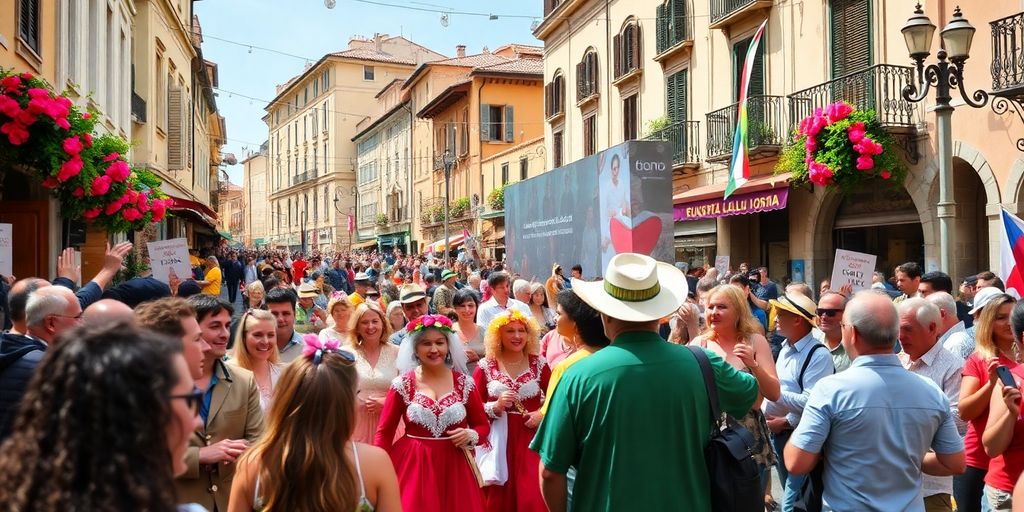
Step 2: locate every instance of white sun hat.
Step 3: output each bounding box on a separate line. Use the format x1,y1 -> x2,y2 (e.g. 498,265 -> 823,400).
570,253 -> 688,322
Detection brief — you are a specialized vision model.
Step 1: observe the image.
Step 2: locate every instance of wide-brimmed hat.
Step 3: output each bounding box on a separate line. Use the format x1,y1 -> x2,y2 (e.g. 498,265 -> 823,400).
354,272 -> 370,283
770,293 -> 818,325
570,253 -> 687,322
970,286 -> 1006,315
441,270 -> 457,282
399,283 -> 428,304
297,282 -> 319,298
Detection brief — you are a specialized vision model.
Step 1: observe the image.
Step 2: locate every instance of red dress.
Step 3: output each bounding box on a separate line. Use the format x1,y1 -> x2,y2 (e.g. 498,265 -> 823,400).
473,355 -> 551,512
374,370 -> 489,512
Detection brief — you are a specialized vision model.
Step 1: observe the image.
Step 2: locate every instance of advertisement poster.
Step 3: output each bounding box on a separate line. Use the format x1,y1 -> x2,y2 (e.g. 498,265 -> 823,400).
504,140 -> 674,280
830,249 -> 877,292
147,238 -> 191,284
0,224 -> 10,278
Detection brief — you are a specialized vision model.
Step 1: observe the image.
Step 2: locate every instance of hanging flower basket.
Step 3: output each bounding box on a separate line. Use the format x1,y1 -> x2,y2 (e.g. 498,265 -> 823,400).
774,101 -> 907,193
0,68 -> 169,233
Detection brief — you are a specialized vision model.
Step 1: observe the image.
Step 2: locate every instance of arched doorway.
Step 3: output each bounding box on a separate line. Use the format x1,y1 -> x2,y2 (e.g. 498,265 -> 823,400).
832,184 -> 925,274
949,157 -> 990,277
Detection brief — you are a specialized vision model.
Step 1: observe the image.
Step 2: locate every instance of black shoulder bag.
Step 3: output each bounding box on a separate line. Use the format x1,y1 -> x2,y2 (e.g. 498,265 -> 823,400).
686,345 -> 763,512
793,343 -> 830,512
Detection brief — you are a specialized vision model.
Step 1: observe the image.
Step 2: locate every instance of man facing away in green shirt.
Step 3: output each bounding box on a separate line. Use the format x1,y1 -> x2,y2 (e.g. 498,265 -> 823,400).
531,253 -> 758,512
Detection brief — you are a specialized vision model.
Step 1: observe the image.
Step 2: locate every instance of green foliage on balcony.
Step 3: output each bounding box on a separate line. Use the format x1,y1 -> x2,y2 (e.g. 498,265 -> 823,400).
487,185 -> 505,211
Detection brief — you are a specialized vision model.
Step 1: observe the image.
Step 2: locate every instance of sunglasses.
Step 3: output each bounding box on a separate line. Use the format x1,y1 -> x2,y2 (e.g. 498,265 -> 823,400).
171,387 -> 203,417
816,308 -> 844,318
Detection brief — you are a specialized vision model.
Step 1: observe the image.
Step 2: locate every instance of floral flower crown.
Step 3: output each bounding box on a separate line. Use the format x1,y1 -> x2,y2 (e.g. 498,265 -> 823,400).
486,309 -> 536,334
301,333 -> 355,365
405,314 -> 455,335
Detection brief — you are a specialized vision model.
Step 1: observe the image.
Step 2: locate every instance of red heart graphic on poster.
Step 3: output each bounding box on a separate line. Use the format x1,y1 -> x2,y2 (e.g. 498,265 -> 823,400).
609,215 -> 662,255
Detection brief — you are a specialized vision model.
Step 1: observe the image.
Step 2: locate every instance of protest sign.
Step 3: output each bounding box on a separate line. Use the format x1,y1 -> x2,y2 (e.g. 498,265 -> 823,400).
0,224 -> 10,277
715,255 -> 731,277
830,249 -> 877,292
147,238 -> 191,284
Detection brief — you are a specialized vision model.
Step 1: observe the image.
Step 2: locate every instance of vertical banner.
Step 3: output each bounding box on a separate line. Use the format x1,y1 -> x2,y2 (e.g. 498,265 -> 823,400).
505,140 -> 673,280
725,19 -> 768,199
147,238 -> 192,284
0,224 -> 11,277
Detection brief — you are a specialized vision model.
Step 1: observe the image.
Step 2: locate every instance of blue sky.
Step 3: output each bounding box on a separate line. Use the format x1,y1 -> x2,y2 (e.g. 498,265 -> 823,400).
194,0 -> 542,184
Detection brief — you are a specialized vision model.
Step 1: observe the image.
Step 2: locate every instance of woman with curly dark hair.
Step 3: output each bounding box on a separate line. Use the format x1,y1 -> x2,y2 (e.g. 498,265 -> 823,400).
0,320 -> 202,512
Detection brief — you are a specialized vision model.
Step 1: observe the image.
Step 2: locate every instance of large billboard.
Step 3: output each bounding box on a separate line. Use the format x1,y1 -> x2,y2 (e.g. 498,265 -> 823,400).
504,140 -> 674,280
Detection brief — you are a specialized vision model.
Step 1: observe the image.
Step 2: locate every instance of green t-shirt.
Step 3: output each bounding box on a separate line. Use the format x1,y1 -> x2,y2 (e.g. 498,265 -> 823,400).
530,331 -> 758,512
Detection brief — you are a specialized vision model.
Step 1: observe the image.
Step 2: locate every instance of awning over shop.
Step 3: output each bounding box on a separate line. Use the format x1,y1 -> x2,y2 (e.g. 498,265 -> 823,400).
424,233 -> 466,254
218,230 -> 235,242
168,195 -> 218,229
352,239 -> 378,250
673,173 -> 790,222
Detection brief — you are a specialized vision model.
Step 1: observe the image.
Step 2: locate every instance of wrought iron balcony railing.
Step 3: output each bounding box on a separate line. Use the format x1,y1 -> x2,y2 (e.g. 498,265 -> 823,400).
577,79 -> 598,103
656,4 -> 692,54
991,12 -> 1024,95
706,95 -> 787,159
787,64 -> 916,130
643,120 -> 701,166
710,0 -> 770,27
131,91 -> 146,123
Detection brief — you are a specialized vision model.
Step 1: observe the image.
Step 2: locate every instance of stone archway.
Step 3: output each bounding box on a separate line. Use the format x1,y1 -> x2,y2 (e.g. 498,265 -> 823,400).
949,142 -> 1002,273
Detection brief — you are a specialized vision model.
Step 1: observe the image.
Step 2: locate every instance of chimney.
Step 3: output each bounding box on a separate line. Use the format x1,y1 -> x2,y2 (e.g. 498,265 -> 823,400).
456,45 -> 466,58
374,33 -> 384,51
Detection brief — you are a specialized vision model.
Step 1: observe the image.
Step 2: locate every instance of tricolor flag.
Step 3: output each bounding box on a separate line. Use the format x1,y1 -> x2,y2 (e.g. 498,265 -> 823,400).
1000,208 -> 1024,299
724,19 -> 768,200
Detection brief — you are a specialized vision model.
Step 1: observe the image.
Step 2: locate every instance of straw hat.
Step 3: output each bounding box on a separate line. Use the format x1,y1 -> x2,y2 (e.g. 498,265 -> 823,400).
570,253 -> 687,322
770,292 -> 818,325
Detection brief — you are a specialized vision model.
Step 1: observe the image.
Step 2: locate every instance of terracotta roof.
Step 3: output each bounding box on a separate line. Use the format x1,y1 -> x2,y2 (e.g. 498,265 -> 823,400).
330,47 -> 416,65
473,58 -> 543,76
430,53 -> 510,68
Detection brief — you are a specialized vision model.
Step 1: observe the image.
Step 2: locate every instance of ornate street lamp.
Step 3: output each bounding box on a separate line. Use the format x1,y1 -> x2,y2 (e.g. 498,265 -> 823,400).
901,4 -> 988,275
442,149 -> 457,264
333,186 -> 358,250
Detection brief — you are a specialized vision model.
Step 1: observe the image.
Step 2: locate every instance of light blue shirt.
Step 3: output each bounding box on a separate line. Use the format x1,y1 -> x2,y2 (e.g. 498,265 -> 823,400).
763,331 -> 834,427
278,330 -> 304,363
790,354 -> 964,512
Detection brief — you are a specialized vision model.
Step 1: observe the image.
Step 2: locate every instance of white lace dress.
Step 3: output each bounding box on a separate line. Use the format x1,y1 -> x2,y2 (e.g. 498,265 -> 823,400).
351,343 -> 400,444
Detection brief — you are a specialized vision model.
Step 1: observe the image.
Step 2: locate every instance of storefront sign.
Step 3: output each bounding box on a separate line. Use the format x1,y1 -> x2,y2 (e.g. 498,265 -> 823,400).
147,238 -> 191,284
0,224 -> 11,277
830,249 -> 877,292
674,188 -> 789,222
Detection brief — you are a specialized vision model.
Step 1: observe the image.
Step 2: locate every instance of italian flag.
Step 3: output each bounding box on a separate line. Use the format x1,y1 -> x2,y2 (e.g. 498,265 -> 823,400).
725,19 -> 768,200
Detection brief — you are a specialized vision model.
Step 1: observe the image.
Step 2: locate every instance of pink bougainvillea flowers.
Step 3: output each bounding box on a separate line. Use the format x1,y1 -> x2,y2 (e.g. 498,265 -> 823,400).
105,160 -> 131,182
56,155 -> 83,182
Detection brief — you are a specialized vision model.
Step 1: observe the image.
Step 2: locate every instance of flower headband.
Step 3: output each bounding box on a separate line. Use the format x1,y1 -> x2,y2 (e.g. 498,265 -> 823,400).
405,314 -> 455,335
301,333 -> 355,365
486,309 -> 536,334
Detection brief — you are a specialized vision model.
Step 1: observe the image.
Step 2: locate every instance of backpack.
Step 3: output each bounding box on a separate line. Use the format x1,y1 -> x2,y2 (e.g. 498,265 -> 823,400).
686,346 -> 763,512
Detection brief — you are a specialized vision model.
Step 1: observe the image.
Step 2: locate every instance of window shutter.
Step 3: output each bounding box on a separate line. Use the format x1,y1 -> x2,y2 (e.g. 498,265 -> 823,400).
186,97 -> 193,169
656,4 -> 667,53
666,73 -> 678,126
556,76 -> 564,113
830,0 -> 871,78
633,24 -> 642,68
167,85 -> 184,170
544,83 -> 551,117
480,104 -> 491,141
671,0 -> 687,43
504,106 -> 514,142
613,34 -> 622,79
576,61 -> 585,101
19,0 -> 39,50
734,37 -> 765,101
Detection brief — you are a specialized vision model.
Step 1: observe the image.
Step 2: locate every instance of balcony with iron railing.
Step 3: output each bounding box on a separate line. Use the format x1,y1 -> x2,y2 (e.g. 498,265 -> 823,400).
655,5 -> 693,59
709,0 -> 772,29
577,78 -> 598,105
131,91 -> 146,123
991,12 -> 1024,97
643,120 -> 701,167
706,95 -> 787,159
787,64 -> 916,132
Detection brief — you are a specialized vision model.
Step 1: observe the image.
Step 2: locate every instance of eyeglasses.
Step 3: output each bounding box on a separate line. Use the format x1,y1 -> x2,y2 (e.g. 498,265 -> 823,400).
171,387 -> 204,417
816,308 -> 844,318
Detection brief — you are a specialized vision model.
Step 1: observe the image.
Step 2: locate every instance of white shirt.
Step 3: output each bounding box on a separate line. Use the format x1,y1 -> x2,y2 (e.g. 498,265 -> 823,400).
899,341 -> 966,497
476,296 -> 532,332
763,332 -> 835,427
939,321 -> 973,360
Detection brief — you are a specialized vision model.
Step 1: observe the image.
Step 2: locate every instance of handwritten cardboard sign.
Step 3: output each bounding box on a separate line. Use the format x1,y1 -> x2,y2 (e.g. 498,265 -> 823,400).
147,238 -> 191,284
0,224 -> 11,278
715,255 -> 730,277
830,249 -> 877,292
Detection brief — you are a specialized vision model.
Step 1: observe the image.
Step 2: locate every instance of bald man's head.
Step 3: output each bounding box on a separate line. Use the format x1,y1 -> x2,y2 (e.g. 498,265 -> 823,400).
82,299 -> 135,326
8,278 -> 50,334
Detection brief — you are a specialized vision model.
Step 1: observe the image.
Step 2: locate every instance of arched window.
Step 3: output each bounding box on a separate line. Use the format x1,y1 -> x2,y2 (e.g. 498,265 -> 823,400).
545,70 -> 565,119
614,19 -> 643,79
576,49 -> 599,102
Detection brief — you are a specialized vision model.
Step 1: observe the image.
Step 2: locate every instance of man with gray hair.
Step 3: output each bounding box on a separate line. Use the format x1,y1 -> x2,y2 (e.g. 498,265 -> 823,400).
786,291 -> 965,511
512,278 -> 532,304
0,285 -> 81,441
927,292 -> 973,360
897,297 -> 966,511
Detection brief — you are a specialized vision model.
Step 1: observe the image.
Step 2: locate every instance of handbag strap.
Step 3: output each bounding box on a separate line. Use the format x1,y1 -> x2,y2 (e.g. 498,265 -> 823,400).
686,345 -> 721,425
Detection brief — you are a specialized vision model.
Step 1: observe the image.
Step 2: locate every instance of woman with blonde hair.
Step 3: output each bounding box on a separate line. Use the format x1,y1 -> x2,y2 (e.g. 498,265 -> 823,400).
229,336 -> 401,512
320,293 -> 353,344
244,280 -> 266,310
347,301 -> 400,444
958,293 -> 1018,511
385,301 -> 405,332
690,285 -> 780,494
231,308 -> 281,412
473,309 -> 550,512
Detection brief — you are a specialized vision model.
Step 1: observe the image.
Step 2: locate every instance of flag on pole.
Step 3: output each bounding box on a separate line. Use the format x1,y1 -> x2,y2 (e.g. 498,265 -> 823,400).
724,19 -> 768,200
347,214 -> 354,233
1000,208 -> 1024,299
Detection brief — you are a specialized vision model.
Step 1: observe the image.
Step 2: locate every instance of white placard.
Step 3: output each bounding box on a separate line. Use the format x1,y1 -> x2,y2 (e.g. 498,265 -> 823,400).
0,224 -> 11,277
147,238 -> 191,284
715,255 -> 730,277
830,249 -> 877,292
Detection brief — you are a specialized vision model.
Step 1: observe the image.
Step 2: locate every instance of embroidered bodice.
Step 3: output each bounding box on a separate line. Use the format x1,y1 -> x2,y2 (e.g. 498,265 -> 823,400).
352,343 -> 400,400
373,370 -> 490,451
474,355 -> 551,412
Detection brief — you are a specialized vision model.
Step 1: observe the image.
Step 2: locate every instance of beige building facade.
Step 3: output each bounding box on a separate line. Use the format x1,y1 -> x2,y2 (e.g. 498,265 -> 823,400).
536,0 -> 1024,285
242,143 -> 269,247
265,35 -> 444,252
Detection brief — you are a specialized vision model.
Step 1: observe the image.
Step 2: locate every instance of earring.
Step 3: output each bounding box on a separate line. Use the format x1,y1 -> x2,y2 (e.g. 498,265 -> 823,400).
445,352 -> 453,365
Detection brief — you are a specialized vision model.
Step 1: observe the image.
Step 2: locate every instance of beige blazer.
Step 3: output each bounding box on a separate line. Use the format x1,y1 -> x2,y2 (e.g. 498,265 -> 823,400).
175,359 -> 264,512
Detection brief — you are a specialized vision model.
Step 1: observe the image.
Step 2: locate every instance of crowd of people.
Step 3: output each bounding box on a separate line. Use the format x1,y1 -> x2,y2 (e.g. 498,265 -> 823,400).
2,241 -> 1024,511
